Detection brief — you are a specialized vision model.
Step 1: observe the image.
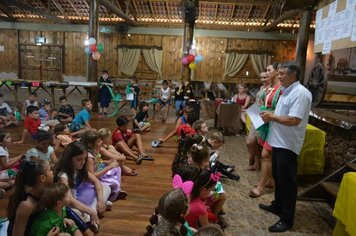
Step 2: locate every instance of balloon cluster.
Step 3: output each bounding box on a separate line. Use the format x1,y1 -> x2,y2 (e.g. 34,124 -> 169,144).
84,37 -> 104,61
181,49 -> 203,70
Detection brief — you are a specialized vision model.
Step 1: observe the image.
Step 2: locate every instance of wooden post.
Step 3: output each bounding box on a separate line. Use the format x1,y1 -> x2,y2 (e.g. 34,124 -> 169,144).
181,22 -> 194,82
296,8 -> 312,82
180,0 -> 197,83
87,0 -> 99,112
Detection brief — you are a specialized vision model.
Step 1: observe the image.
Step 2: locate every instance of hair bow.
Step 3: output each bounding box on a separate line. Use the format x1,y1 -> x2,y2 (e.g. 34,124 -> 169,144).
172,174 -> 194,196
210,172 -> 222,182
192,143 -> 203,150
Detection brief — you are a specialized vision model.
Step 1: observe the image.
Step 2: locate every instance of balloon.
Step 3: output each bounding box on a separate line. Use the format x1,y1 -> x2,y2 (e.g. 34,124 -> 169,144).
187,54 -> 195,63
92,51 -> 101,60
189,62 -> 196,70
189,48 -> 196,55
181,57 -> 189,65
194,59 -> 199,64
97,43 -> 104,52
88,37 -> 96,45
90,44 -> 97,52
84,47 -> 91,54
195,54 -> 203,62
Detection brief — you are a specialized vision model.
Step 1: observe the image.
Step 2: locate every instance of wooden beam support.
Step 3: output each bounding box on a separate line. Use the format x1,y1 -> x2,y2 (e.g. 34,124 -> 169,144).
88,0 -> 99,112
99,0 -> 137,26
49,0 -> 68,19
263,9 -> 302,32
296,8 -> 312,82
3,0 -> 69,23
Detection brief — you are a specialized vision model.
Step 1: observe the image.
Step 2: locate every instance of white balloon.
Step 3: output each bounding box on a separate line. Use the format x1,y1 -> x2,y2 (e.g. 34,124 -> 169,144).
88,37 -> 96,45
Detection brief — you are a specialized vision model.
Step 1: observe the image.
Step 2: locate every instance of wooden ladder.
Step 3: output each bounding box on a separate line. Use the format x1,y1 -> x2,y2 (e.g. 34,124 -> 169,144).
298,159 -> 356,208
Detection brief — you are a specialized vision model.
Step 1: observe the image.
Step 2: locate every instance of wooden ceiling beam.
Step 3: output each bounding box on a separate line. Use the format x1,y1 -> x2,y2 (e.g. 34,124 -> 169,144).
128,0 -> 138,21
214,3 -> 218,21
99,0 -> 137,26
246,4 -> 253,19
67,0 -> 81,17
166,0 -> 170,19
0,2 -> 17,21
1,0 -> 69,23
263,9 -> 302,31
49,0 -> 68,19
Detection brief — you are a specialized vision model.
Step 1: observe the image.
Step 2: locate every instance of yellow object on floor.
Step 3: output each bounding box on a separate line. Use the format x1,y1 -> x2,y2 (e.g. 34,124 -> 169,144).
246,115 -> 325,175
333,172 -> 356,236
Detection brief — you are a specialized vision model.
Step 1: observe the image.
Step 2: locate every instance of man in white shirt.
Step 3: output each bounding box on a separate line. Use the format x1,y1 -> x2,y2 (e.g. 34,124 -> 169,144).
259,62 -> 312,232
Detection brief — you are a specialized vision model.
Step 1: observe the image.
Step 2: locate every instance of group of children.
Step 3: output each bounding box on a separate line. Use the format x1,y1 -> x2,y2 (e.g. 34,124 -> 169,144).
144,95 -> 240,235
0,76 -> 237,235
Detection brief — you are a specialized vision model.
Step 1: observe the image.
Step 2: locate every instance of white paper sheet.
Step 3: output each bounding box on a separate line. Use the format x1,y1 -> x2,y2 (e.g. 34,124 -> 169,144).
322,39 -> 332,54
352,7 -> 356,41
342,6 -> 355,38
246,104 -> 265,129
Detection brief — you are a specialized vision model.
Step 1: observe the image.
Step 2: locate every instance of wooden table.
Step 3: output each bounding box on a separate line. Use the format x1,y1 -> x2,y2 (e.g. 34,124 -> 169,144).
214,103 -> 241,133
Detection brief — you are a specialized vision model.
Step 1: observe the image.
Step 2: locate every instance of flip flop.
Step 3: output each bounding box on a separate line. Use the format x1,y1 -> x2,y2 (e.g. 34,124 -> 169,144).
142,155 -> 154,161
136,156 -> 143,165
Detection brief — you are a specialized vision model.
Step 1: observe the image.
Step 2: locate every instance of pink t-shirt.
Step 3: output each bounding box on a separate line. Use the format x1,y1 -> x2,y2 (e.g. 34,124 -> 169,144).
185,198 -> 207,228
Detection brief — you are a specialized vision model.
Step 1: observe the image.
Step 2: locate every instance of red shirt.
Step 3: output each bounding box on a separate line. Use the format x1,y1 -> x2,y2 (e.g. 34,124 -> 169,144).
176,124 -> 196,139
185,198 -> 207,228
112,128 -> 133,146
24,117 -> 41,135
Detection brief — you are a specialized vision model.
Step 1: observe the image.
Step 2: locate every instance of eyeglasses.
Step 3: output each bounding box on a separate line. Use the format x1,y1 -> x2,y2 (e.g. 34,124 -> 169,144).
260,77 -> 267,79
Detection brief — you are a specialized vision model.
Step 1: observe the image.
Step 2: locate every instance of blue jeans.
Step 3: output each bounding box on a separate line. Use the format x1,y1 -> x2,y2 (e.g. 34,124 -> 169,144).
175,100 -> 184,113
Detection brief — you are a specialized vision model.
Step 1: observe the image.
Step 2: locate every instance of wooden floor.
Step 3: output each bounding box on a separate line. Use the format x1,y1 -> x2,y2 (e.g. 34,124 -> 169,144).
0,113 -> 178,236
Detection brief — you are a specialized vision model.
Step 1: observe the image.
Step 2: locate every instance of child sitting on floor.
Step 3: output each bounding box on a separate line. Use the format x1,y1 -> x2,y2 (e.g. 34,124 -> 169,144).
53,124 -> 84,154
0,93 -> 19,128
146,188 -> 195,236
133,101 -> 151,133
26,131 -> 58,164
54,142 -> 111,229
22,92 -> 38,119
39,99 -> 60,127
16,106 -> 41,144
0,130 -> 22,198
69,99 -> 94,132
112,116 -> 153,165
185,169 -> 219,229
152,109 -> 197,148
98,128 -> 138,177
58,96 -> 75,123
193,120 -> 209,136
30,183 -> 83,236
82,130 -> 127,202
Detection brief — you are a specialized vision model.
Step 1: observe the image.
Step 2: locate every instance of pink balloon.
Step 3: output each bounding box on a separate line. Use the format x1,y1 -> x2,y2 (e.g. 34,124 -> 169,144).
92,51 -> 101,60
181,57 -> 189,65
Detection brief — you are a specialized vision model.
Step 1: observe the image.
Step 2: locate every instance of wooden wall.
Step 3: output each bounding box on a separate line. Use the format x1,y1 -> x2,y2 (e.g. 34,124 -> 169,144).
0,29 -> 296,83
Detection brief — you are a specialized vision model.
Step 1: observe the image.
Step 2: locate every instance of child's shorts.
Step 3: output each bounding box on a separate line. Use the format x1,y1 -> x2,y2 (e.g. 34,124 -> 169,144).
158,99 -> 171,106
69,122 -> 81,132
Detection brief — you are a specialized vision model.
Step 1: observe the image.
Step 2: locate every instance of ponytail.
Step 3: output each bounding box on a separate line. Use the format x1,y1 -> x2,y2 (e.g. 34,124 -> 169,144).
7,160 -> 47,223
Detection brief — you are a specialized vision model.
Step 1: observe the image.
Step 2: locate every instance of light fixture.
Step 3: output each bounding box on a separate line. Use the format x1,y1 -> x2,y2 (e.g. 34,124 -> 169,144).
35,36 -> 46,46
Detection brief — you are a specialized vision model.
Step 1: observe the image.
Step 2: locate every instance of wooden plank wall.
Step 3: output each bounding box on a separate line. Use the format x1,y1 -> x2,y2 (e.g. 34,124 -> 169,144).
0,29 -> 296,83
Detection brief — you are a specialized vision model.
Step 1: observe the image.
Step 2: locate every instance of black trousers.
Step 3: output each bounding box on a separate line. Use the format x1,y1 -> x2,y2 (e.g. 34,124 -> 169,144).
271,147 -> 298,227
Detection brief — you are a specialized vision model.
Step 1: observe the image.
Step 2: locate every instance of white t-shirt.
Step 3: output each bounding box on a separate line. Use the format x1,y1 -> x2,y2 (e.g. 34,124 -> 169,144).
59,172 -> 77,198
26,146 -> 54,162
0,103 -> 12,117
0,146 -> 9,163
161,87 -> 170,100
24,100 -> 39,109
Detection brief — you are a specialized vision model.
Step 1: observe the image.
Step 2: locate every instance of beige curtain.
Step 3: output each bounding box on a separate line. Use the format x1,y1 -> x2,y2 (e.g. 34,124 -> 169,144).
249,54 -> 272,75
142,48 -> 163,78
118,48 -> 141,76
223,53 -> 249,79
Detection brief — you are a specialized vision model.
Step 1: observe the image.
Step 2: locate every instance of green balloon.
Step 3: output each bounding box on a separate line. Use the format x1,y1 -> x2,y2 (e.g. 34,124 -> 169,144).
97,43 -> 104,52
